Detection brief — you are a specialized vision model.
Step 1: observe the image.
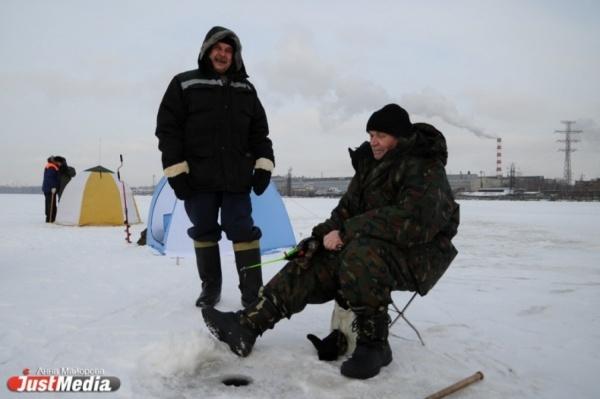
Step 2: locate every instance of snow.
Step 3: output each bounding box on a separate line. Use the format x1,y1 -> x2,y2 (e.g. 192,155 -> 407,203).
1,194 -> 599,398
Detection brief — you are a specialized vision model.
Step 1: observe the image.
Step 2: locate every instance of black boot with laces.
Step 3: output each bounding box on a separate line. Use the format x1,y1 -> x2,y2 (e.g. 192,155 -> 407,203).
341,312 -> 392,379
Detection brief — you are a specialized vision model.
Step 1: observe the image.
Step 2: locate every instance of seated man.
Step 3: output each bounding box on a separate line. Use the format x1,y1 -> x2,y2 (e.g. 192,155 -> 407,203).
202,104 -> 460,379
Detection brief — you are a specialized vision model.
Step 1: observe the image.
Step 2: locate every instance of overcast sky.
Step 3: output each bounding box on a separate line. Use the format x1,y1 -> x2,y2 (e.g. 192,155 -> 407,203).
1,0 -> 599,186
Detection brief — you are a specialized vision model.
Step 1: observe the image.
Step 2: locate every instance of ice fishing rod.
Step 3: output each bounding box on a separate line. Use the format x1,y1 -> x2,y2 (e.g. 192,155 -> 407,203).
240,246 -> 302,271
117,154 -> 132,243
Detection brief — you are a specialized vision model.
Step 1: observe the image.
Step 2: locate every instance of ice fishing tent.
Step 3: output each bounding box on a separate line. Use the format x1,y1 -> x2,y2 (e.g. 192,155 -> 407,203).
55,165 -> 141,226
147,177 -> 296,257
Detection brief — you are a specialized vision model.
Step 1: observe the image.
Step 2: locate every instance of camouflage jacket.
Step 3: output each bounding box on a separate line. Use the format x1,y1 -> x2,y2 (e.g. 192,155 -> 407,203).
312,123 -> 459,295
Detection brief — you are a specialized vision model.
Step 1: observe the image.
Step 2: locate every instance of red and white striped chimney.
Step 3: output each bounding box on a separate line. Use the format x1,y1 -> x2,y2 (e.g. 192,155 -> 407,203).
496,137 -> 502,178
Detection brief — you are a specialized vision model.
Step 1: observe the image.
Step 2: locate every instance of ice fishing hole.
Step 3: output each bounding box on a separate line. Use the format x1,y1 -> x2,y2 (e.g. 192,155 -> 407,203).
221,375 -> 252,387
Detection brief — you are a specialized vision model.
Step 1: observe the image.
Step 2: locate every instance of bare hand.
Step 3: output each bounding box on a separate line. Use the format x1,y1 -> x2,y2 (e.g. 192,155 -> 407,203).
323,230 -> 344,251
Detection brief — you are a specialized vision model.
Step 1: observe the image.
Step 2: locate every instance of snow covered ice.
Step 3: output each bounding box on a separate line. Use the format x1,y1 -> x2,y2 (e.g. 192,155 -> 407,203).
1,194 -> 599,398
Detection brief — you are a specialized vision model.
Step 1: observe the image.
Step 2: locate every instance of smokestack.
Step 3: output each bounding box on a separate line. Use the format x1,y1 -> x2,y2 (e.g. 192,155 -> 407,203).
496,138 -> 502,178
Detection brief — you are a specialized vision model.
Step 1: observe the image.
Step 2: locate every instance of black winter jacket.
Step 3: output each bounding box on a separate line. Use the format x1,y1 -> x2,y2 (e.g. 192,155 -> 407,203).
156,26 -> 274,193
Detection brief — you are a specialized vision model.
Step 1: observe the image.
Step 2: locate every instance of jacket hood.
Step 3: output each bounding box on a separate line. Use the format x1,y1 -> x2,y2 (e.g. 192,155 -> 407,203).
410,123 -> 449,166
198,26 -> 247,78
348,122 -> 449,171
348,141 -> 373,171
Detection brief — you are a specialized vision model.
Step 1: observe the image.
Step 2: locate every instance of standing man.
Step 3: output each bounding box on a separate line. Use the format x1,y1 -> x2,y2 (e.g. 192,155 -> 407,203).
53,155 -> 76,200
42,156 -> 62,223
156,26 -> 274,308
202,104 -> 459,379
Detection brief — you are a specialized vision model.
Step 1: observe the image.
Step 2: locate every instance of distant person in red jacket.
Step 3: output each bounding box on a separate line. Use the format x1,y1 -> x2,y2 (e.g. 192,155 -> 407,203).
42,156 -> 62,222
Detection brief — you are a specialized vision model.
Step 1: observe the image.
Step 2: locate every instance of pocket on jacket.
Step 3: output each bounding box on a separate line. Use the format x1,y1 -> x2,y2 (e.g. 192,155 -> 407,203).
188,149 -> 218,188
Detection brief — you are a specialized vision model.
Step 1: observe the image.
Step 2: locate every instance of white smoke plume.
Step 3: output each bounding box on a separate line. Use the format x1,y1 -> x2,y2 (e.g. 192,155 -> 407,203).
262,34 -> 495,139
401,89 -> 496,139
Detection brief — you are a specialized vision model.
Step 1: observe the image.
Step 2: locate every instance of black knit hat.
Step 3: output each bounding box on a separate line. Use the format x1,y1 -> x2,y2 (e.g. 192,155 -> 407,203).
366,104 -> 413,138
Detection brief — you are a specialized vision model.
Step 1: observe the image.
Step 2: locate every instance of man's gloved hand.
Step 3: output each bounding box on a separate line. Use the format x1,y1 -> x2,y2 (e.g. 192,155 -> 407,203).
252,169 -> 271,196
168,174 -> 194,200
306,329 -> 348,361
285,236 -> 320,260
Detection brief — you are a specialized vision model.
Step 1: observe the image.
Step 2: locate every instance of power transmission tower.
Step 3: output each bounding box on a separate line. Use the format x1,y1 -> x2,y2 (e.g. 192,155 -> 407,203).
555,121 -> 582,185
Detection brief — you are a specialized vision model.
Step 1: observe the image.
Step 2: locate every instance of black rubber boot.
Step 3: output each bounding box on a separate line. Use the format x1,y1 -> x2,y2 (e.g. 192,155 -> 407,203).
202,308 -> 258,357
234,244 -> 263,308
340,313 -> 392,379
194,244 -> 222,308
202,295 -> 282,357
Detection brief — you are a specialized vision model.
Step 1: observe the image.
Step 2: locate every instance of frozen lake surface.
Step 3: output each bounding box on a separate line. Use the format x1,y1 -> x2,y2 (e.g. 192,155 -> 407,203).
1,194 -> 599,398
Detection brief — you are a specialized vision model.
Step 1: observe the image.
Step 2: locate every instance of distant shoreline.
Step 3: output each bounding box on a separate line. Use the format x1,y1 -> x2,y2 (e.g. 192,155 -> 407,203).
0,187 -> 154,195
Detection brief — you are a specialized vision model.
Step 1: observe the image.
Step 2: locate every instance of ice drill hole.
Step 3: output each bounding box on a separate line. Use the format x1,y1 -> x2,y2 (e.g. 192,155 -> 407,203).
221,375 -> 252,387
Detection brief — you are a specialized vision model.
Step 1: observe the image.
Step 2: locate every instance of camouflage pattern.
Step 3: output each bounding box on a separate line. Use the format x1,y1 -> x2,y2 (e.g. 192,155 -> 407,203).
243,123 -> 459,330
311,122 -> 459,296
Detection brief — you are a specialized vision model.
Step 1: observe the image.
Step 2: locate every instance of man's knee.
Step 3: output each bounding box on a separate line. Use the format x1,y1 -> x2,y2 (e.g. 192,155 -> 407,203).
338,239 -> 394,311
339,238 -> 388,275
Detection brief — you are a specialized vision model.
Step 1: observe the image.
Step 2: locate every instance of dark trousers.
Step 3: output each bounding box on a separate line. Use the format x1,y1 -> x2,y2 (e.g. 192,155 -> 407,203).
184,191 -> 262,243
44,192 -> 57,223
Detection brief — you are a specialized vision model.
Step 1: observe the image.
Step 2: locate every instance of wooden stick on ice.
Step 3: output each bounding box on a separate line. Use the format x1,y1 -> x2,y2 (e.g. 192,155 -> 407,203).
424,371 -> 484,399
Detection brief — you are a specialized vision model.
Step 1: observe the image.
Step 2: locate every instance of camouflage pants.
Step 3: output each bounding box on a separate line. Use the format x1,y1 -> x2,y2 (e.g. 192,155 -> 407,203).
261,237 -> 410,320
